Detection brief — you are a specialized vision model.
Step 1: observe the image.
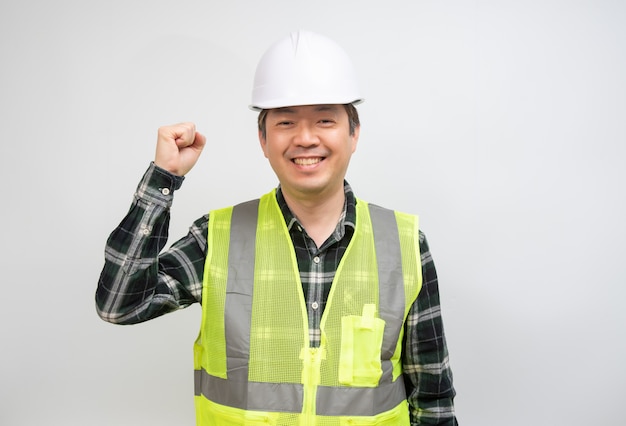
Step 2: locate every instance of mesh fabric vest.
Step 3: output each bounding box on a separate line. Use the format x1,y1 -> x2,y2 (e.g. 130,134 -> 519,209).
194,190 -> 422,425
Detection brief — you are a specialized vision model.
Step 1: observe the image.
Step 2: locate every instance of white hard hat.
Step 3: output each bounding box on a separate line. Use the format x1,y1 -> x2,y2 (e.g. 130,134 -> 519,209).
250,30 -> 363,111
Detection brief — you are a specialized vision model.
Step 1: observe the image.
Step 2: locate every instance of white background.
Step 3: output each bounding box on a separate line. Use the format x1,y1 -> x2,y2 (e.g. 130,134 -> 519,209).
1,1 -> 625,425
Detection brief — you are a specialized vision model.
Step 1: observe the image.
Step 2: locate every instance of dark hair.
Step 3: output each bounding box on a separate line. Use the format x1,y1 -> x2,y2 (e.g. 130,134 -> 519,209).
258,104 -> 360,139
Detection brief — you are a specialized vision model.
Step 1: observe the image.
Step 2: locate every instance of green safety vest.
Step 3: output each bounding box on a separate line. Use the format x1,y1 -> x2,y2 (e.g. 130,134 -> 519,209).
193,190 -> 422,425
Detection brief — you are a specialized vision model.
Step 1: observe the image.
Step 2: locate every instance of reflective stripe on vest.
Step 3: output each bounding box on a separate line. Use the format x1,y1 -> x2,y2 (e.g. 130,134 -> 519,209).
194,192 -> 420,419
194,369 -> 407,416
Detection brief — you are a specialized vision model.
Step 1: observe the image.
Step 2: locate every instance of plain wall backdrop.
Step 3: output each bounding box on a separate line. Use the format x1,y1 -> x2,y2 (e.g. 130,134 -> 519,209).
1,1 -> 624,425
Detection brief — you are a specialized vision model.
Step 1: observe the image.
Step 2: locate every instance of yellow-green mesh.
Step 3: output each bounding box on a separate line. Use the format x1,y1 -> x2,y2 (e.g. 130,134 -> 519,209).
194,196 -> 417,425
249,192 -> 309,383
392,211 -> 423,380
320,200 -> 380,386
394,211 -> 422,313
199,206 -> 233,378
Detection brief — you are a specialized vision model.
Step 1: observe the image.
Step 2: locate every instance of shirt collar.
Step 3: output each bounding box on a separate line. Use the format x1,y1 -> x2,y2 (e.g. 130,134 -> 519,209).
276,181 -> 357,237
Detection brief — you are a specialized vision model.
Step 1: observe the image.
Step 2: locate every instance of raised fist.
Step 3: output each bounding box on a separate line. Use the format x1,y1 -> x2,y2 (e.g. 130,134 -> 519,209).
154,122 -> 206,176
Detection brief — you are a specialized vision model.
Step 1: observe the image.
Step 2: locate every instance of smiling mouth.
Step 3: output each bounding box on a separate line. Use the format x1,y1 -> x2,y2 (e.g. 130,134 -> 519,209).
293,157 -> 323,166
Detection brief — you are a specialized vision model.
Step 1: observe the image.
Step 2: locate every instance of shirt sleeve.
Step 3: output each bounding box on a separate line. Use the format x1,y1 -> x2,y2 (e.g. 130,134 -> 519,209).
96,162 -> 208,324
403,231 -> 458,425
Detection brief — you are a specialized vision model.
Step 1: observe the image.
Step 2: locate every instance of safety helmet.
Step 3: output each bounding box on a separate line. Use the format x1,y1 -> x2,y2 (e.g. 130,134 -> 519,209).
250,30 -> 363,110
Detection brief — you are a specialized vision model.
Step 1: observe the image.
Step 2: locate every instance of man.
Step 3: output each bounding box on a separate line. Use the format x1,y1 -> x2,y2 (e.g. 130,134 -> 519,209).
97,30 -> 458,425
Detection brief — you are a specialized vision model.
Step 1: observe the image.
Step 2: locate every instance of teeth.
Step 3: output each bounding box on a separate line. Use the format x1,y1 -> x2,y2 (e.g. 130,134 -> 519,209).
294,157 -> 321,165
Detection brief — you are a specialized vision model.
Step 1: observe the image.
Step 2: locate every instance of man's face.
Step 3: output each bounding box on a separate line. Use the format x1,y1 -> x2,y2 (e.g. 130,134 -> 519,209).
259,104 -> 359,202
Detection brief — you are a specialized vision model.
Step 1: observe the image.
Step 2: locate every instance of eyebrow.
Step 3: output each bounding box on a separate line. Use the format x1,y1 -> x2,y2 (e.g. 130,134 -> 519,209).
314,105 -> 338,111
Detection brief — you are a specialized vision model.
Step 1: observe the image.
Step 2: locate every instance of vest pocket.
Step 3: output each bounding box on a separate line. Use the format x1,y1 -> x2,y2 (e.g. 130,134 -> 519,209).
338,304 -> 385,387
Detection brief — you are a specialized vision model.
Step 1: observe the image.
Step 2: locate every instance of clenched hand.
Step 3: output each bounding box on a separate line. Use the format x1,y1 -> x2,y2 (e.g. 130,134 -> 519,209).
154,122 -> 207,176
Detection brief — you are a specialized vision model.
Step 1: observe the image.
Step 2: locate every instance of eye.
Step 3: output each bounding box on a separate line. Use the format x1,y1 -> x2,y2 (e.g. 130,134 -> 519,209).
318,119 -> 336,126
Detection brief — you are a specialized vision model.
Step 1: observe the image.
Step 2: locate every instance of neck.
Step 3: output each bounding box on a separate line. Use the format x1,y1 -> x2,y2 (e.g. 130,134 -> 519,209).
282,186 -> 345,248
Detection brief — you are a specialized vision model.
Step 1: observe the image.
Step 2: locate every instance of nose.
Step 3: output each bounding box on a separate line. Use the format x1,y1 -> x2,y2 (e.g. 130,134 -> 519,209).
294,123 -> 319,147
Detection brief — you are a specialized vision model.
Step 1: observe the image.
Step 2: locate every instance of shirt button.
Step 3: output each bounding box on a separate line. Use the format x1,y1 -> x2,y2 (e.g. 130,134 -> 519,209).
142,228 -> 150,236
161,188 -> 171,196
313,256 -> 320,264
312,302 -> 319,310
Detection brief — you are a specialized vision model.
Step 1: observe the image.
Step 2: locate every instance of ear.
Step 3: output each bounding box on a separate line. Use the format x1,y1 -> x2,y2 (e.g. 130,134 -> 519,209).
350,125 -> 360,153
259,129 -> 269,158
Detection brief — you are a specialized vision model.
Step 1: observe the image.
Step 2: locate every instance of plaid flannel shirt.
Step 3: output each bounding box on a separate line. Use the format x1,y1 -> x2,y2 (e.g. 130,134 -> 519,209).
97,162 -> 457,425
